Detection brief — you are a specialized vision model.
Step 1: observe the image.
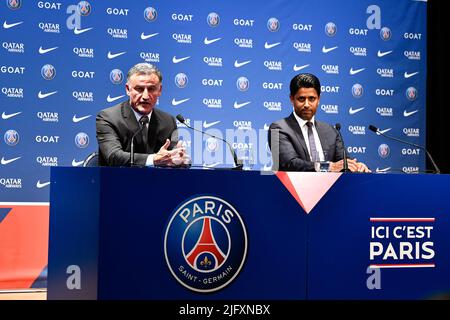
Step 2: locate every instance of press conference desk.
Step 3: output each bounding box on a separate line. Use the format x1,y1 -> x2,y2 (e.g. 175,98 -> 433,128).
47,167 -> 450,300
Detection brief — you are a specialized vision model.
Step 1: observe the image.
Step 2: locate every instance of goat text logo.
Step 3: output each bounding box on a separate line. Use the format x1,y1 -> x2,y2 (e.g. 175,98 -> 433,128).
164,195 -> 248,293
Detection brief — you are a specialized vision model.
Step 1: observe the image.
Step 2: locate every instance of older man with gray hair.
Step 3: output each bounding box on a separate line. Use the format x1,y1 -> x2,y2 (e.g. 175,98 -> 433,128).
96,63 -> 189,167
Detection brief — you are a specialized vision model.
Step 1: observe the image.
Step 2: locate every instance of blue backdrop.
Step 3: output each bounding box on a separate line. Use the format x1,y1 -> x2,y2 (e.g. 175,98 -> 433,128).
1,0 -> 427,202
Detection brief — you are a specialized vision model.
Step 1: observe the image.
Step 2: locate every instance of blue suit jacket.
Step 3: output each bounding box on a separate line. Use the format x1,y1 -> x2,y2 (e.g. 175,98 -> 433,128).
268,113 -> 344,171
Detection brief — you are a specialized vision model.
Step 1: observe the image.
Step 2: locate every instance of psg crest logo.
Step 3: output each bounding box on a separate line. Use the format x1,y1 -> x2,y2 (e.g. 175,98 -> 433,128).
164,195 -> 248,293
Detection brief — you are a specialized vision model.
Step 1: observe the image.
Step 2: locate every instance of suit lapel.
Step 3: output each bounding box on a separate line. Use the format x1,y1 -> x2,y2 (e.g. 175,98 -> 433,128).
315,120 -> 329,151
121,102 -> 144,147
287,113 -> 310,159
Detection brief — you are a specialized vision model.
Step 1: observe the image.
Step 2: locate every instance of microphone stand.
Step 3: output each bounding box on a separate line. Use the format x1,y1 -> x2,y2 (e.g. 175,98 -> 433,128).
335,123 -> 350,172
369,125 -> 441,174
176,114 -> 243,170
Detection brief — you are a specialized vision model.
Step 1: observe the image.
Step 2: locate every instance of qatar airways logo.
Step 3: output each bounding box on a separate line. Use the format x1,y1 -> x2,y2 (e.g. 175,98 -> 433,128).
38,22 -> 60,33
2,87 -> 23,98
233,120 -> 252,130
204,57 -> 223,67
264,60 -> 282,71
2,42 -> 24,53
73,47 -> 94,58
234,38 -> 253,48
349,46 -> 367,56
293,42 -> 311,53
377,68 -> 394,78
404,51 -> 420,60
348,125 -> 366,135
72,91 -> 93,102
36,156 -> 58,167
140,52 -> 160,63
263,101 -> 282,111
0,178 -> 22,189
203,98 -> 222,109
37,111 -> 58,122
107,28 -> 127,39
321,104 -> 339,114
376,107 -> 393,117
403,128 -> 420,137
173,33 -> 192,44
321,64 -> 339,74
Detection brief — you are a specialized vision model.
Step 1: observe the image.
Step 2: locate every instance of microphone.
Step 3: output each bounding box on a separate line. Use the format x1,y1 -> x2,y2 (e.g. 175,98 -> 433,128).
130,116 -> 149,167
368,125 -> 440,174
176,114 -> 243,170
335,123 -> 350,172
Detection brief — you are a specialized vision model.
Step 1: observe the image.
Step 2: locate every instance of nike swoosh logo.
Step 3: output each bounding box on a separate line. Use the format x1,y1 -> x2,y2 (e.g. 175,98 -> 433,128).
1,111 -> 22,120
172,98 -> 190,106
39,46 -> 58,54
377,128 -> 392,135
38,90 -> 58,99
403,109 -> 418,117
74,27 -> 93,35
107,51 -> 126,59
72,114 -> 92,123
1,156 -> 21,165
172,56 -> 191,64
203,162 -> 221,168
404,71 -> 419,79
233,101 -> 251,109
264,124 -> 270,130
203,120 -> 221,128
204,37 -> 221,45
293,64 -> 310,71
36,181 -> 50,188
72,159 -> 84,166
322,46 -> 338,53
234,60 -> 252,68
349,107 -> 365,115
349,67 -> 365,75
107,94 -> 125,103
377,50 -> 393,57
376,167 -> 391,173
264,42 -> 281,49
3,21 -> 23,29
140,32 -> 159,40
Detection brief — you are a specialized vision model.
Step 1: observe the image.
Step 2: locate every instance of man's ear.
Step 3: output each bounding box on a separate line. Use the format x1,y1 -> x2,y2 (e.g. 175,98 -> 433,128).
125,83 -> 130,96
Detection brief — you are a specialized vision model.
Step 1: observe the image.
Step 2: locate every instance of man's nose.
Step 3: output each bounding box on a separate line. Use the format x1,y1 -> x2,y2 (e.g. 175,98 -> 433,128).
142,88 -> 149,99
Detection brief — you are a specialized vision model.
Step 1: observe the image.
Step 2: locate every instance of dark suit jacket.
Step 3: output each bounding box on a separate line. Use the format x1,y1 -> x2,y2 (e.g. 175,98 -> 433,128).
268,113 -> 344,171
96,101 -> 178,167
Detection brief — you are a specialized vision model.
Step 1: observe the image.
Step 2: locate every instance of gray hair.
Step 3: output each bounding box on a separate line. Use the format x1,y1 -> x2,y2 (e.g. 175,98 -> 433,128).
126,63 -> 162,83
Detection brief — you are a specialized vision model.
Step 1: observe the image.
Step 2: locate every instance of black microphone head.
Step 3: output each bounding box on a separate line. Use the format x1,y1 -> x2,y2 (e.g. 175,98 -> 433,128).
176,114 -> 185,123
335,123 -> 341,131
368,125 -> 378,132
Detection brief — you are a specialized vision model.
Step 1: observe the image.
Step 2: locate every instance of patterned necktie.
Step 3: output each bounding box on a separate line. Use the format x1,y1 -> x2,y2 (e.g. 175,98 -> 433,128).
139,115 -> 149,153
306,121 -> 319,162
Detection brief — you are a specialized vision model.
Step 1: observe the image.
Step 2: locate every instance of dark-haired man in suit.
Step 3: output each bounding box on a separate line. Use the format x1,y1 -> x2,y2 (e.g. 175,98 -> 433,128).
96,63 -> 190,167
268,73 -> 370,172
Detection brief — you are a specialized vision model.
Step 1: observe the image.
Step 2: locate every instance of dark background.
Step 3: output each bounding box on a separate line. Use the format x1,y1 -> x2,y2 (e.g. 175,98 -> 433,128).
427,1 -> 448,173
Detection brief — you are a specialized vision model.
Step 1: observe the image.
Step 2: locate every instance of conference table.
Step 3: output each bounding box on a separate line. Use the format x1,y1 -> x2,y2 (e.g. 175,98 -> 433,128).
47,167 -> 450,300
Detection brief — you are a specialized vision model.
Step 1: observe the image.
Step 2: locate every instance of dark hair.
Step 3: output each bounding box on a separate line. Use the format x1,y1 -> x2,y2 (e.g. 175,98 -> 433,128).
289,73 -> 321,97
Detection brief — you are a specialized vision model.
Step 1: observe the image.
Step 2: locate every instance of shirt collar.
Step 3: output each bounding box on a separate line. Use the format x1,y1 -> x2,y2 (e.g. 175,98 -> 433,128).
293,110 -> 315,129
131,108 -> 152,123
